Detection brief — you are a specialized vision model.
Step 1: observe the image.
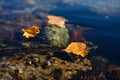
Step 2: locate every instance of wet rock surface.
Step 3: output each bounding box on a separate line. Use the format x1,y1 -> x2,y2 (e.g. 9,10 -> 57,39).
0,42 -> 120,80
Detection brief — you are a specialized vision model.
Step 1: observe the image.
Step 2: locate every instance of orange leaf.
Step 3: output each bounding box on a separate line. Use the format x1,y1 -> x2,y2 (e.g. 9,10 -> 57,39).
64,42 -> 88,57
47,15 -> 67,28
22,25 -> 40,38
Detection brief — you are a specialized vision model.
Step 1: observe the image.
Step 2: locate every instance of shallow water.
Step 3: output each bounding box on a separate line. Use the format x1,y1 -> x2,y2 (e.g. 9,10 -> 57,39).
0,0 -> 120,65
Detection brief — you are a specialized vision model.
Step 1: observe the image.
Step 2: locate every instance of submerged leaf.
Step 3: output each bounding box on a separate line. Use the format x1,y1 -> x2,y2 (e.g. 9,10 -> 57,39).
22,25 -> 40,38
47,15 -> 67,28
70,27 -> 92,43
64,42 -> 88,57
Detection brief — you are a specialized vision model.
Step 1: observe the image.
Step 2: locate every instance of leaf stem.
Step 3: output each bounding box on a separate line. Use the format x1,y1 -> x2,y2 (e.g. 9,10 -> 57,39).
36,36 -> 45,40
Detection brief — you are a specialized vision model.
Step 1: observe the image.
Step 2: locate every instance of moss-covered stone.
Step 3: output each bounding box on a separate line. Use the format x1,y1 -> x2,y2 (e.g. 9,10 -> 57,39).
44,25 -> 70,48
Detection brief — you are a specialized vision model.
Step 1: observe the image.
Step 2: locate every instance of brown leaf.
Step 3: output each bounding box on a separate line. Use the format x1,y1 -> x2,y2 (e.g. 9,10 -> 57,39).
22,25 -> 40,38
70,27 -> 92,43
64,42 -> 88,57
47,15 -> 67,28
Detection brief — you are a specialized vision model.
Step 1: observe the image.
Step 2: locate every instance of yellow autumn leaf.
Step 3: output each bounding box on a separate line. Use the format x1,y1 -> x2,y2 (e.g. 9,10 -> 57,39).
22,25 -> 40,38
47,15 -> 67,28
64,42 -> 88,57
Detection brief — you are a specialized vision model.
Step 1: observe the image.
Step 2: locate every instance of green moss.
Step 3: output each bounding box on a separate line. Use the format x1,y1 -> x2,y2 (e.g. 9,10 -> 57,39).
45,25 -> 69,48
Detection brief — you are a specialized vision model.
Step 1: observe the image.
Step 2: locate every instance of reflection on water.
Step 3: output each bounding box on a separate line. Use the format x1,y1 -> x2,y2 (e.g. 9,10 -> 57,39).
0,0 -> 120,65
63,0 -> 120,15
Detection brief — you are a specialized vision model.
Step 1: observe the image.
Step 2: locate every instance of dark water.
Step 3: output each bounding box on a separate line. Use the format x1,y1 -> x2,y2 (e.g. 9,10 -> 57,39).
0,0 -> 120,65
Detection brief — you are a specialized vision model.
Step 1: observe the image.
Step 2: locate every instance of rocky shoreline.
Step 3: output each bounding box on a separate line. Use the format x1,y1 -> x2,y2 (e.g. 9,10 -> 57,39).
0,42 -> 120,80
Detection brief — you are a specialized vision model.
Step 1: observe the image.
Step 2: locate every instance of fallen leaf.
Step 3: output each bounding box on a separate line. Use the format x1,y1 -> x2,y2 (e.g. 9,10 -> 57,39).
70,27 -> 92,43
47,15 -> 67,28
64,42 -> 88,57
22,25 -> 40,38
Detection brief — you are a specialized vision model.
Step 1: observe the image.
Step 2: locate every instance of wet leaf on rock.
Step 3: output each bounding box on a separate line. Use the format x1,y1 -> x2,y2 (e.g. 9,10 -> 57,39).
47,15 -> 67,28
22,25 -> 40,38
64,42 -> 88,57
